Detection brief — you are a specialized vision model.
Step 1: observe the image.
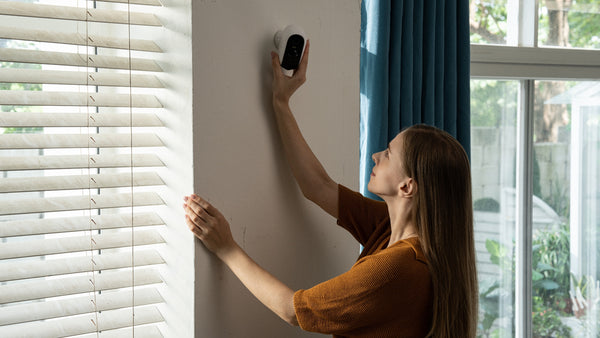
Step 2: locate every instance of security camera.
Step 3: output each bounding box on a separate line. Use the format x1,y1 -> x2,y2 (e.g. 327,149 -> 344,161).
274,25 -> 306,77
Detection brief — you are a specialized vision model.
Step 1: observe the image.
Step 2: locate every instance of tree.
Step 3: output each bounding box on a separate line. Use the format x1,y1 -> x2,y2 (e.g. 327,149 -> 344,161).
468,0 -> 600,142
535,0 -> 571,143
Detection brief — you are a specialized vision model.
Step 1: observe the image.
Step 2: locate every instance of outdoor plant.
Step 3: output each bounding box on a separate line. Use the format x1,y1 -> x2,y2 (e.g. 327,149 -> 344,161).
478,224 -> 573,338
532,224 -> 571,314
532,297 -> 571,338
477,239 -> 514,338
571,274 -> 600,335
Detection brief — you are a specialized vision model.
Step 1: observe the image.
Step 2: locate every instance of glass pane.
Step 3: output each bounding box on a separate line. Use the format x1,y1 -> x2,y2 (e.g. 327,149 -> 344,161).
471,80 -> 518,337
469,0 -> 509,45
539,0 -> 600,49
533,80 -> 600,337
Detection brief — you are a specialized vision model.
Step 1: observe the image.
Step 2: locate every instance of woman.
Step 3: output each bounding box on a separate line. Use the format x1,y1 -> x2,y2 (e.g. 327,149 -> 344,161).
184,41 -> 478,337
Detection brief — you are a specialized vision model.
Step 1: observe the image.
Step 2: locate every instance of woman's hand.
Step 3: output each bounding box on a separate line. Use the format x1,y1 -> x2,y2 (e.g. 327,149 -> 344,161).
271,40 -> 310,105
183,196 -> 298,325
184,194 -> 237,258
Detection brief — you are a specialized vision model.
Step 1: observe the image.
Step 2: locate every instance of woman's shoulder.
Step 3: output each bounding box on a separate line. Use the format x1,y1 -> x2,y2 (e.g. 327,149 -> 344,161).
358,237 -> 428,271
389,237 -> 428,265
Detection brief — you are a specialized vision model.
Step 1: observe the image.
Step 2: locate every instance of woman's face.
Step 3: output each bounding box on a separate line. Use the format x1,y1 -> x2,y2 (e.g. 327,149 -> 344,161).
367,133 -> 409,198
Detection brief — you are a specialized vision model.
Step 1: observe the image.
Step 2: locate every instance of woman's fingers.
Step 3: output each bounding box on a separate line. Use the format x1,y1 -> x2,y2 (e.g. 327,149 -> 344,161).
185,214 -> 204,238
186,201 -> 210,222
184,206 -> 207,231
295,40 -> 310,77
271,51 -> 283,77
184,194 -> 216,219
271,39 -> 309,80
191,194 -> 218,214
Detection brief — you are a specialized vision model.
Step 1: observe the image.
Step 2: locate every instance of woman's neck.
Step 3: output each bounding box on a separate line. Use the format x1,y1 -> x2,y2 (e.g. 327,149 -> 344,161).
385,198 -> 417,248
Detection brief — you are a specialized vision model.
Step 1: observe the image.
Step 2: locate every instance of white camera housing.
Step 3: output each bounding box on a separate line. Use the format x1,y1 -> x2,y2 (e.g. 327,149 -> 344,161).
274,25 -> 306,77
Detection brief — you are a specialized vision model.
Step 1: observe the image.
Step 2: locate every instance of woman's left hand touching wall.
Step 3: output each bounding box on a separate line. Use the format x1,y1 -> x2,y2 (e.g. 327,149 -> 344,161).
183,194 -> 298,325
183,194 -> 237,258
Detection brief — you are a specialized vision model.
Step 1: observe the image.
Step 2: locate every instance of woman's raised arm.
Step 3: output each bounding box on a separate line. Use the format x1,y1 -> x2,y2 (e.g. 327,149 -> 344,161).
270,41 -> 338,218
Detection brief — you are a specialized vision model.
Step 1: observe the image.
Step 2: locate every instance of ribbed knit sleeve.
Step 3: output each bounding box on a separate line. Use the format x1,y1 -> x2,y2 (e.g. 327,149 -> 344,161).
336,184 -> 389,246
293,239 -> 433,337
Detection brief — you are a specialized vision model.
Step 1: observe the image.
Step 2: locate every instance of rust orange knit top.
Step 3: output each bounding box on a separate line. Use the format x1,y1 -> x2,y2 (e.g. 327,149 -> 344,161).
293,185 -> 433,337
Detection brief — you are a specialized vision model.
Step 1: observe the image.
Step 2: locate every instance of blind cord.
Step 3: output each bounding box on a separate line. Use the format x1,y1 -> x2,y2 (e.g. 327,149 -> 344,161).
128,0 -> 136,335
85,0 -> 100,336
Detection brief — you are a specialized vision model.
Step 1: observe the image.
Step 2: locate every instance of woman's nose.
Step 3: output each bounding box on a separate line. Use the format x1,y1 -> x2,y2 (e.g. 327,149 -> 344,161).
372,152 -> 379,164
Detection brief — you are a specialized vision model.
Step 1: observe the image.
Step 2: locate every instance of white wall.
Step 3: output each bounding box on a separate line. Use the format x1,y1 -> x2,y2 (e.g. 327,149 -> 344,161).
192,1 -> 361,337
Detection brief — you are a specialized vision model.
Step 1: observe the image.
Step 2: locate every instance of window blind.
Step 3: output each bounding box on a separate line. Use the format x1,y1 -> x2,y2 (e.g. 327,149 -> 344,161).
0,0 -> 167,337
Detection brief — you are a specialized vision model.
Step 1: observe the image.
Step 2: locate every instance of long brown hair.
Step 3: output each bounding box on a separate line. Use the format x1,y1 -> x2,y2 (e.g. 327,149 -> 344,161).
400,124 -> 478,337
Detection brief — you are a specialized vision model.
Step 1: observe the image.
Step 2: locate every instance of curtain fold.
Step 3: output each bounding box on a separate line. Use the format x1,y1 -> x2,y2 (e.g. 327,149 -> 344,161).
360,0 -> 471,199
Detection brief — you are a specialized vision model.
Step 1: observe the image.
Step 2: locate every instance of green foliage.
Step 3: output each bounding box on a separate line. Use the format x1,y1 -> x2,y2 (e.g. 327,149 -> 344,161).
474,198 -> 500,212
478,278 -> 504,337
1,61 -> 43,114
470,0 -> 508,44
1,60 -> 43,134
1,127 -> 42,134
1,60 -> 44,134
474,0 -> 600,48
478,227 -> 573,337
533,224 -> 572,312
532,299 -> 572,338
478,239 -> 515,338
470,80 -> 518,128
539,0 -> 600,49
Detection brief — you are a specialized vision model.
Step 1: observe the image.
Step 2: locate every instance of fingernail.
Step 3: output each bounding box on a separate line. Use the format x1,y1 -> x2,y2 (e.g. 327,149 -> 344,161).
183,196 -> 188,201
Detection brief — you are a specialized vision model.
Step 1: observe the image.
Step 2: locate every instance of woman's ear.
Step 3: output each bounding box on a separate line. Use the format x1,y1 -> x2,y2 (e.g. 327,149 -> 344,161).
399,178 -> 417,198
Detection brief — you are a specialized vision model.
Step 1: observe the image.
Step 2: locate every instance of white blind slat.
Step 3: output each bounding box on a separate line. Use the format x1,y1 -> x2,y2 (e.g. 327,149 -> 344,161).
0,68 -> 164,88
73,325 -> 163,338
0,112 -> 163,128
0,26 -> 162,52
98,0 -> 163,6
0,172 -> 164,193
0,154 -> 164,171
0,212 -> 164,238
0,249 -> 164,282
0,288 -> 163,326
0,268 -> 162,304
0,133 -> 163,149
0,229 -> 165,260
0,48 -> 163,71
0,191 -> 164,216
0,2 -> 162,26
0,306 -> 164,338
0,91 -> 162,107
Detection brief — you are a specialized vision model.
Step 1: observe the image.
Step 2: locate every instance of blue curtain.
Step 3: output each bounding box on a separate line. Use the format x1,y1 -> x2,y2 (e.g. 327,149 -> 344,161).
360,0 -> 471,199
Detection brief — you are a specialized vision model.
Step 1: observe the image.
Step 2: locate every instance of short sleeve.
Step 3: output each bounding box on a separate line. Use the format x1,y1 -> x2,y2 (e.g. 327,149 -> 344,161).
337,184 -> 389,245
293,244 -> 431,336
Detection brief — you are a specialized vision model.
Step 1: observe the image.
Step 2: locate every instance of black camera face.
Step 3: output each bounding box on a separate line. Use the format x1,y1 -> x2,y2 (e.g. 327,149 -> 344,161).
281,34 -> 305,70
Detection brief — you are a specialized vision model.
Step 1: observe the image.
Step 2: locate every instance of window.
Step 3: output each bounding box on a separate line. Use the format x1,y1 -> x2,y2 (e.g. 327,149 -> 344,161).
0,1 -> 194,337
471,0 -> 600,337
